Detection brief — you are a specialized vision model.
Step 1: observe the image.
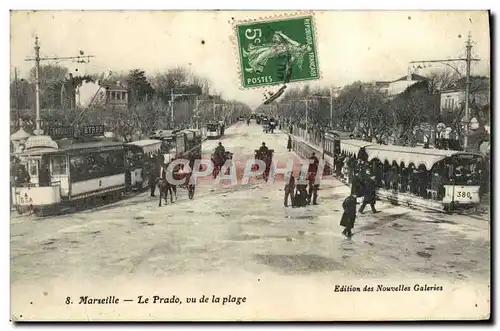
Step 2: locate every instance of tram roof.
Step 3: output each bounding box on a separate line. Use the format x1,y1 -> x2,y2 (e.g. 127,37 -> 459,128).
57,138 -> 124,152
152,129 -> 175,137
125,139 -> 162,154
17,137 -> 124,157
339,139 -> 374,156
325,130 -> 354,138
364,144 -> 484,169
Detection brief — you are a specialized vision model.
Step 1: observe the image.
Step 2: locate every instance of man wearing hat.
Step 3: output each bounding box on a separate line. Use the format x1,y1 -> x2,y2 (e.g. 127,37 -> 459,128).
259,142 -> 269,155
341,193 -> 357,238
359,175 -> 379,214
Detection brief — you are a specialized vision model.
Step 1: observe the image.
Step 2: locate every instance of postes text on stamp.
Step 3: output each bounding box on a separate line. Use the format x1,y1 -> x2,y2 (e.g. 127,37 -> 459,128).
236,15 -> 319,88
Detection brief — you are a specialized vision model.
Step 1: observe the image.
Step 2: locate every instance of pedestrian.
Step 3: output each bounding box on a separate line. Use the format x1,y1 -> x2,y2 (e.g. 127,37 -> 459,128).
351,171 -> 361,199
308,152 -> 319,174
340,193 -> 357,238
307,173 -> 319,205
287,135 -> 292,152
149,160 -> 159,197
359,176 -> 379,214
284,173 -> 295,207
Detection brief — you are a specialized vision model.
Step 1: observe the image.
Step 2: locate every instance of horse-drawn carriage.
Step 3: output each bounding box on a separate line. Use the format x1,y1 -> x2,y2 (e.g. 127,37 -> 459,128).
212,151 -> 234,178
253,148 -> 274,181
157,160 -> 197,206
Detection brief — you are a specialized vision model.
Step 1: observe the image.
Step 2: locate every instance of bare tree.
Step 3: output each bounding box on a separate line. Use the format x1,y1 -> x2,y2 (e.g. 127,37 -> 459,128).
388,81 -> 439,145
188,71 -> 212,95
426,69 -> 461,94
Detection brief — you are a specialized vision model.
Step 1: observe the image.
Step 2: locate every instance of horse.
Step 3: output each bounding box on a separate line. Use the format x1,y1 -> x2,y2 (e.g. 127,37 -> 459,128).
253,150 -> 272,181
157,163 -> 179,207
212,153 -> 231,178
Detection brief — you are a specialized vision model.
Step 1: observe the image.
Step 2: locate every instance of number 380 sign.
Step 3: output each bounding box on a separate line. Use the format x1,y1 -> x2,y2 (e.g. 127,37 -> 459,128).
443,185 -> 480,204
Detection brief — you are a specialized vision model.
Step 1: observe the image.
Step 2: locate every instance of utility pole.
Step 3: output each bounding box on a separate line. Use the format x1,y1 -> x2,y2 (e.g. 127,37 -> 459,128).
409,32 -> 479,150
212,102 -> 227,121
13,67 -> 20,130
329,87 -> 333,129
169,87 -> 198,127
464,33 -> 473,150
310,86 -> 341,130
25,36 -> 95,135
297,99 -> 310,129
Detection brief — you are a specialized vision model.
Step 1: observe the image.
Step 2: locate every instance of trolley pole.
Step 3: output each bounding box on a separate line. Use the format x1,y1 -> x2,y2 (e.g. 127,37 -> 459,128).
14,67 -> 20,130
298,99 -> 309,129
213,100 -> 216,119
25,36 -> 95,135
170,87 -> 174,124
464,33 -> 473,149
33,37 -> 41,135
169,87 -> 198,128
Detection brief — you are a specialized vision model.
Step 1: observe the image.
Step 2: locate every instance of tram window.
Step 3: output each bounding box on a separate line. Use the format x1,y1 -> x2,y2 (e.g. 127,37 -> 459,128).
51,156 -> 67,175
28,160 -> 38,176
70,150 -> 125,182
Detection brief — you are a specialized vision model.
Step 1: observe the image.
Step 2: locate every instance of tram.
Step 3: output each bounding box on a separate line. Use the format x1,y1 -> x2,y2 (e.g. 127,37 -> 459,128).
124,139 -> 162,191
323,134 -> 486,211
150,129 -> 177,164
176,129 -> 202,158
206,122 -> 222,139
10,125 -> 206,216
11,132 -> 126,216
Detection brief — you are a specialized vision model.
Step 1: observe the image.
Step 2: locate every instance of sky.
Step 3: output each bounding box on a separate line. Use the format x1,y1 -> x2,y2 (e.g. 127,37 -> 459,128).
10,10 -> 490,109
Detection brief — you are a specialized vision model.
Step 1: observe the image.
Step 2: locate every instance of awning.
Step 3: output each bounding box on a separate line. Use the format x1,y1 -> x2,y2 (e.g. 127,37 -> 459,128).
340,140 -> 373,156
126,140 -> 162,154
365,145 -> 474,169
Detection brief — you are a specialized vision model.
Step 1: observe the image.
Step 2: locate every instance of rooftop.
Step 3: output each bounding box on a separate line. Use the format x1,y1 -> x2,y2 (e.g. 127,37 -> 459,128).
393,73 -> 428,82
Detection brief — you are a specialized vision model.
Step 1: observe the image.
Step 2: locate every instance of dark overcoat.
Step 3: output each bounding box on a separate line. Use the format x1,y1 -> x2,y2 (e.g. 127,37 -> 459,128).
340,195 -> 357,228
363,178 -> 377,203
287,136 -> 292,150
351,174 -> 362,197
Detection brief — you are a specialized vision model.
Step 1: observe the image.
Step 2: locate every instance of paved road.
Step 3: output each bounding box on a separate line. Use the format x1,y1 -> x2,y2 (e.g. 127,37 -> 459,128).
11,120 -> 490,320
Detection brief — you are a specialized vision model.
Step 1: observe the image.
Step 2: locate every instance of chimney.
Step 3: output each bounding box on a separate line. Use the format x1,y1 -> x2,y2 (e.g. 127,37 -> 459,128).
116,80 -> 121,87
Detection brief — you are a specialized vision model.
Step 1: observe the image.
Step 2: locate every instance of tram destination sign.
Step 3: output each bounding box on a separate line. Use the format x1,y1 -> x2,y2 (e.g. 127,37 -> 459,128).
48,126 -> 75,139
82,125 -> 105,136
48,125 -> 105,139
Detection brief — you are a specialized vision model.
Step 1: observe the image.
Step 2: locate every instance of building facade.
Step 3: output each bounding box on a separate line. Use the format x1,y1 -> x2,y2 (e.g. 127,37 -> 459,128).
440,87 -> 489,113
75,80 -> 128,109
387,74 -> 427,98
361,74 -> 427,99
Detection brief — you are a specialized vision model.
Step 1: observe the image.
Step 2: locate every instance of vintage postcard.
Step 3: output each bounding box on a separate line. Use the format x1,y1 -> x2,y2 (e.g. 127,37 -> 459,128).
9,10 -> 491,321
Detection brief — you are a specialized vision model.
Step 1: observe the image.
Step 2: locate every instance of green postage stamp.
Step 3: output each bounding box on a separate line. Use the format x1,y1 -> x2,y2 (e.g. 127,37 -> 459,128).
235,14 -> 320,88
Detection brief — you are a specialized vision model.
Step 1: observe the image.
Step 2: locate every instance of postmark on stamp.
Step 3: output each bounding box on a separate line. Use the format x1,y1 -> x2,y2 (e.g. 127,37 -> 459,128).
235,15 -> 320,89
